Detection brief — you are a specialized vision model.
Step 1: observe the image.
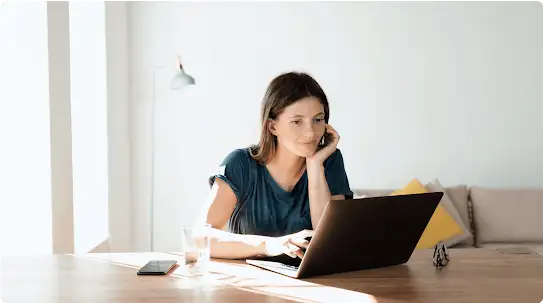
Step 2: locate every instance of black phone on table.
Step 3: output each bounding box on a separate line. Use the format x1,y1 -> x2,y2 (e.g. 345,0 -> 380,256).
136,260 -> 177,275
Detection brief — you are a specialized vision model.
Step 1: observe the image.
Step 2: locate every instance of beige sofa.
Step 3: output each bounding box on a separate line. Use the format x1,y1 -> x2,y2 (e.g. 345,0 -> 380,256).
352,185 -> 543,256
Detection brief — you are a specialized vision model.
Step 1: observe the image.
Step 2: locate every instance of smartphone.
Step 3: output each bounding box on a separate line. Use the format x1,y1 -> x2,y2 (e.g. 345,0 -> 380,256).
319,128 -> 334,149
136,260 -> 177,275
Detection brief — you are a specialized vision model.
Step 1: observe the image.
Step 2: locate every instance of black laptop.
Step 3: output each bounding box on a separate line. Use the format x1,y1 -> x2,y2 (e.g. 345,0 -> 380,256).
246,192 -> 443,278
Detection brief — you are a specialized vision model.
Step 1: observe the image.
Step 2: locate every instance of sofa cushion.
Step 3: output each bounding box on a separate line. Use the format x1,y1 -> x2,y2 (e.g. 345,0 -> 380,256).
426,179 -> 473,247
444,185 -> 470,229
353,185 -> 470,223
391,179 -> 463,249
353,185 -> 470,225
470,187 -> 543,244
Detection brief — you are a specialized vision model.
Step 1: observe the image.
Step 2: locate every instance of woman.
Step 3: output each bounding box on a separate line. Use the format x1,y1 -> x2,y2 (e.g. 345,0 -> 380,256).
200,71 -> 353,260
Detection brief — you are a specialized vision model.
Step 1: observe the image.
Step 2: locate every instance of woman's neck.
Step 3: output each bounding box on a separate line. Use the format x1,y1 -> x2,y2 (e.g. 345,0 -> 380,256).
267,144 -> 306,181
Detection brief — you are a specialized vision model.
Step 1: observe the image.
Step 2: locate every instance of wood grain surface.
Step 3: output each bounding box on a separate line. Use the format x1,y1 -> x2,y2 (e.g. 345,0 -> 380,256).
1,248 -> 543,303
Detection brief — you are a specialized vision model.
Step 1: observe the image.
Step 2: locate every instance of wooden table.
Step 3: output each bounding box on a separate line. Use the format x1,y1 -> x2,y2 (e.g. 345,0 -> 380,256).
2,248 -> 543,303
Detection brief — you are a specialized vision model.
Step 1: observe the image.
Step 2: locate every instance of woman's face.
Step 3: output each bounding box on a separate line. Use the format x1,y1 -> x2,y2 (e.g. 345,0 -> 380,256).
270,97 -> 326,158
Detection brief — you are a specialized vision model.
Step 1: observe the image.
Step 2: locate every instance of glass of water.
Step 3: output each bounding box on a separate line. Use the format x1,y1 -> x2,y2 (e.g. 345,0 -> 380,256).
180,223 -> 211,276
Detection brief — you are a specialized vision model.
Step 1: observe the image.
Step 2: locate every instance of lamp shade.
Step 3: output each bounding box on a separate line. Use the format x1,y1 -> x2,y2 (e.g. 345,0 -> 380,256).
170,69 -> 195,90
170,55 -> 195,90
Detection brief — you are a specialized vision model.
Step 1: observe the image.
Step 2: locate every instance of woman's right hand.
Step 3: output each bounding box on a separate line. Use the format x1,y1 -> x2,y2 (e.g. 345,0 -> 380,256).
263,229 -> 314,259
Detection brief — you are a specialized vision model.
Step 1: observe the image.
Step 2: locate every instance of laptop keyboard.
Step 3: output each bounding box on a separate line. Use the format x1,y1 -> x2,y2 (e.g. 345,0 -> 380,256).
252,254 -> 302,267
250,260 -> 299,271
278,263 -> 298,270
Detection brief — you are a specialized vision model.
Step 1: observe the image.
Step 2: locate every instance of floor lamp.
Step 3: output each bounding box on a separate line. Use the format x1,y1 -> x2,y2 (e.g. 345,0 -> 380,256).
150,56 -> 195,252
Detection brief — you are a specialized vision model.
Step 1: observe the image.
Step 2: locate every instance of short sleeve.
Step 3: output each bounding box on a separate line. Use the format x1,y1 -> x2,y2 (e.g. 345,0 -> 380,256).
324,149 -> 353,199
208,149 -> 252,203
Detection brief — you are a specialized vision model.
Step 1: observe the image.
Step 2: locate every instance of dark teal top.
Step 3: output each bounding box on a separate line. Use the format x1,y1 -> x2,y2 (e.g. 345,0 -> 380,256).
208,148 -> 353,237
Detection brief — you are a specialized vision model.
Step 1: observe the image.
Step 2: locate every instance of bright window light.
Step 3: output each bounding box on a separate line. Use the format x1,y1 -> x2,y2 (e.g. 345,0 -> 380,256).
0,1 -> 53,256
68,1 -> 110,254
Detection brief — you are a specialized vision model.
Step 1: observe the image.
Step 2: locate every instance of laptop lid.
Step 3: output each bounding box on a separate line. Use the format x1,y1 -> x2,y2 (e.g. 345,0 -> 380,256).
294,192 -> 443,278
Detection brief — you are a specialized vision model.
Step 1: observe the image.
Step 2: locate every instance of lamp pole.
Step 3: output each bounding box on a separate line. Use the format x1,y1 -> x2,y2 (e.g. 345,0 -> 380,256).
149,57 -> 195,252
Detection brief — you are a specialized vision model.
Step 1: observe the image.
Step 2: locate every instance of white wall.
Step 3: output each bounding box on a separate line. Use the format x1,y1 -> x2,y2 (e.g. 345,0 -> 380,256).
128,2 -> 543,252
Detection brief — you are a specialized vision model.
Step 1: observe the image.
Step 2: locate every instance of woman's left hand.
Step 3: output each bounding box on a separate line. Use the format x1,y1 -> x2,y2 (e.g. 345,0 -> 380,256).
306,124 -> 340,167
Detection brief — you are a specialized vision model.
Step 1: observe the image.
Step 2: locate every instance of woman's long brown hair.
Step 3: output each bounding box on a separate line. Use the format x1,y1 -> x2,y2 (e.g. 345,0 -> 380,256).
250,71 -> 330,164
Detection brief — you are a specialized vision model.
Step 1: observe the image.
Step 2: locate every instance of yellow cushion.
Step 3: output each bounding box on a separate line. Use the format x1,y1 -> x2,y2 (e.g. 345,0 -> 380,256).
391,179 -> 463,249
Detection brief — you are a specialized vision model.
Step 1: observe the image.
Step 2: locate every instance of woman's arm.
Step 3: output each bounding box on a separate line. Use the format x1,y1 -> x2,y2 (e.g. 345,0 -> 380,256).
208,228 -> 271,259
306,163 -> 346,229
306,163 -> 331,230
198,178 -> 271,259
306,124 -> 349,229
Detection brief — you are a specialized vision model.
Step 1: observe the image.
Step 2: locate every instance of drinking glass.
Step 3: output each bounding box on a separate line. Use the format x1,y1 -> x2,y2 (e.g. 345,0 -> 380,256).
180,223 -> 211,276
